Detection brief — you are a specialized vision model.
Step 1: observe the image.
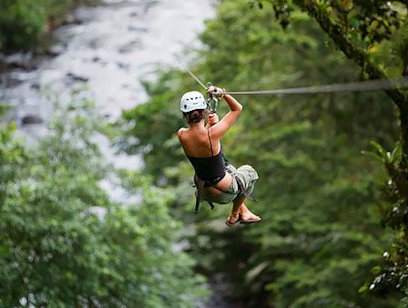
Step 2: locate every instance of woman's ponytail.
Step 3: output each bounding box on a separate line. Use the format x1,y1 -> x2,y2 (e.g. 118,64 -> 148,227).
184,109 -> 204,124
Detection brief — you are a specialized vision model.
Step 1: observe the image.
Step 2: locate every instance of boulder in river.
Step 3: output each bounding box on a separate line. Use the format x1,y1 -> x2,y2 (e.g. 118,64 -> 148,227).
118,39 -> 142,54
116,62 -> 130,70
66,72 -> 89,82
46,45 -> 66,57
22,114 -> 43,125
31,83 -> 40,90
128,26 -> 147,32
2,53 -> 37,71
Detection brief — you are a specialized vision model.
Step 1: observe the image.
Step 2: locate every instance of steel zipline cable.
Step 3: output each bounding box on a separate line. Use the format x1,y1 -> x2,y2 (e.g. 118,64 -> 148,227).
183,65 -> 208,90
180,65 -> 408,96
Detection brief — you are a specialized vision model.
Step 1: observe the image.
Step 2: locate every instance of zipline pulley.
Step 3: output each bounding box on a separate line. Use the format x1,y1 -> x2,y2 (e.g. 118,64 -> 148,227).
206,82 -> 219,113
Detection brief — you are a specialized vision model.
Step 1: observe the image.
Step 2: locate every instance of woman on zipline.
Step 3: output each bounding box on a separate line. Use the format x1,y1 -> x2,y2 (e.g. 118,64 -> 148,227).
177,85 -> 261,226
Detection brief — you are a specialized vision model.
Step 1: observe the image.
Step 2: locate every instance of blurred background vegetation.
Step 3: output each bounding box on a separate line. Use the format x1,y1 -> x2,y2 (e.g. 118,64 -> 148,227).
0,98 -> 207,306
1,0 -> 408,307
0,0 -> 92,54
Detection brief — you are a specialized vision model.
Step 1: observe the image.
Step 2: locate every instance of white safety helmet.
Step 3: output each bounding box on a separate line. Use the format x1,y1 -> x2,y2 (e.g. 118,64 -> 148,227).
180,91 -> 207,113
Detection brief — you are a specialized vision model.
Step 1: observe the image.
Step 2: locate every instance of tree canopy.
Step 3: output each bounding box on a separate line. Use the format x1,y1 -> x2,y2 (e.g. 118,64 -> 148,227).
2,0 -> 408,306
118,0 -> 407,306
0,100 -> 207,307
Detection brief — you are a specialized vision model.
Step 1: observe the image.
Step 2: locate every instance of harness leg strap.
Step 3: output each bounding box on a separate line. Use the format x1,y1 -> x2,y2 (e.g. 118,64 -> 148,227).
194,198 -> 200,213
194,174 -> 205,213
194,175 -> 216,212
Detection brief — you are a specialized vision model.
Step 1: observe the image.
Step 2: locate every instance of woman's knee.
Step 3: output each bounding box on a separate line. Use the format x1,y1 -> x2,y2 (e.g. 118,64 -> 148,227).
237,165 -> 259,180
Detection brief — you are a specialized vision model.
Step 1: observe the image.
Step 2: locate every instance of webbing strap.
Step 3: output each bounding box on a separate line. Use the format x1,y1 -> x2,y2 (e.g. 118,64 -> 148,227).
194,174 -> 205,213
208,130 -> 214,156
194,174 -> 215,213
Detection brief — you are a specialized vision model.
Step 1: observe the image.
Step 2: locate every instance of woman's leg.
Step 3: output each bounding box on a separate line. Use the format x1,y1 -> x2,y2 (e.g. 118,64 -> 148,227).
239,203 -> 261,222
226,195 -> 245,224
226,195 -> 261,224
225,164 -> 260,225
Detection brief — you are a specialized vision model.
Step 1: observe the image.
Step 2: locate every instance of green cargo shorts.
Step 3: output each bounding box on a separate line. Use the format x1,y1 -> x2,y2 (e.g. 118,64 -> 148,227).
202,164 -> 259,204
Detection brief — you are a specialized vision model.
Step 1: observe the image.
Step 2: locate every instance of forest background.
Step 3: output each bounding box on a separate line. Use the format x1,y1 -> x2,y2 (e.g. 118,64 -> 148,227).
1,0 -> 408,307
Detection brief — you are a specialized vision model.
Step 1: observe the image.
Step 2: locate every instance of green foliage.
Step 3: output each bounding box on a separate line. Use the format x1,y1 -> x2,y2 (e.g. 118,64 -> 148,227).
257,0 -> 408,302
0,122 -> 25,206
268,0 -> 404,45
264,0 -> 408,78
0,104 -> 12,117
119,0 -> 404,306
367,141 -> 408,299
117,69 -> 198,182
0,0 -> 46,51
0,0 -> 82,52
0,99 -> 207,306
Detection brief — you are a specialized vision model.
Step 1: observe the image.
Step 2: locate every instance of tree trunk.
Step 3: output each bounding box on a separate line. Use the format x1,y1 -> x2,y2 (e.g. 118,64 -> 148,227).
295,1 -> 408,153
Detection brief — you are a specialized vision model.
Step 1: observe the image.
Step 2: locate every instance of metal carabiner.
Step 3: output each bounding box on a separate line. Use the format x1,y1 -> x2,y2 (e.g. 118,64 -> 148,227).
206,82 -> 219,113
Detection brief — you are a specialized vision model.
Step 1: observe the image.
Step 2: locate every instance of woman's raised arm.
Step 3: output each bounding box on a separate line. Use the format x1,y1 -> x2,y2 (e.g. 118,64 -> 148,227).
207,86 -> 242,139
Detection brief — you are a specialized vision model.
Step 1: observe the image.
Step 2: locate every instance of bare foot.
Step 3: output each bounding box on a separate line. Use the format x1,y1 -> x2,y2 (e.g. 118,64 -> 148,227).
225,211 -> 240,227
240,204 -> 261,223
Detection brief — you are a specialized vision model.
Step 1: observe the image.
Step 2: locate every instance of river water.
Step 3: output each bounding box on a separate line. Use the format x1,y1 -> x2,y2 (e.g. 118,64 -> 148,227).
2,0 -> 214,119
49,0 -> 214,119
0,0 -> 214,201
0,1 -> 240,306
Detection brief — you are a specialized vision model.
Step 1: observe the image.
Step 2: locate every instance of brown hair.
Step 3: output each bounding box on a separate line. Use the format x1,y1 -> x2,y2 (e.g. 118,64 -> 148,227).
184,109 -> 207,124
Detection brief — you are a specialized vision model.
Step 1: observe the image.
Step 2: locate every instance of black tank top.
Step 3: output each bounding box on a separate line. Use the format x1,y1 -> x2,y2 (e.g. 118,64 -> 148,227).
184,130 -> 226,186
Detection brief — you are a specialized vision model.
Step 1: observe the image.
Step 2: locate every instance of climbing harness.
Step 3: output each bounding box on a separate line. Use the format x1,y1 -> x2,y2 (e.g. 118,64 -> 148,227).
193,165 -> 258,213
193,175 -> 215,213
